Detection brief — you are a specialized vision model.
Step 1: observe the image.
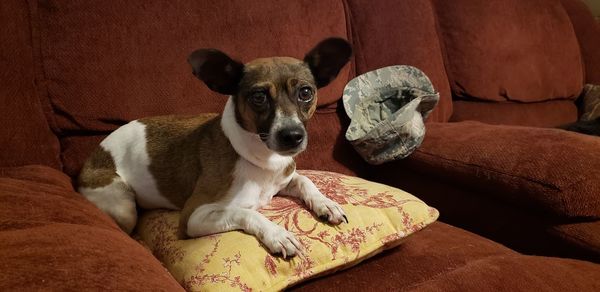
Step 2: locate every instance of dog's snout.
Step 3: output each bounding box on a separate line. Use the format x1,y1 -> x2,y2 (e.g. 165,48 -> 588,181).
277,127 -> 304,148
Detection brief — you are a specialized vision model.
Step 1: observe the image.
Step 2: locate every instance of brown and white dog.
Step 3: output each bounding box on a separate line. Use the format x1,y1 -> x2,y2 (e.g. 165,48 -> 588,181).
78,38 -> 352,258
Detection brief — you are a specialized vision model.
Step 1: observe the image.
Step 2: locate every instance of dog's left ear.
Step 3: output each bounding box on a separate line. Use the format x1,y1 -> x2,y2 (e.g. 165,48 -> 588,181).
304,38 -> 352,88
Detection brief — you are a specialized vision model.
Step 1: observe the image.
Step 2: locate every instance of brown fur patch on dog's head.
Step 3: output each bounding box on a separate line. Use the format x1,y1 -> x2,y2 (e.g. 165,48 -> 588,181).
233,57 -> 317,134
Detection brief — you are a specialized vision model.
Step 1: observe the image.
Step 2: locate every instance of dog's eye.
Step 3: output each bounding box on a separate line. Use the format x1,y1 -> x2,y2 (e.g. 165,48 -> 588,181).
298,86 -> 313,102
249,92 -> 268,106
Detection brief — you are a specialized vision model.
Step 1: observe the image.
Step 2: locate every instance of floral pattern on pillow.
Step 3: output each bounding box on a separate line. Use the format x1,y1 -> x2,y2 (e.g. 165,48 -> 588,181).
137,170 -> 438,291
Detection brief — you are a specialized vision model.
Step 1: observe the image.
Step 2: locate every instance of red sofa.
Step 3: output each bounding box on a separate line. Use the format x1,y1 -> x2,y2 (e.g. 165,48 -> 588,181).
2,0 -> 600,290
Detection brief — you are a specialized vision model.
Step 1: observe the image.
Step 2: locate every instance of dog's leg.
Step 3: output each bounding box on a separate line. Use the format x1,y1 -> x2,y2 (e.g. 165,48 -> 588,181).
78,146 -> 138,234
79,176 -> 138,234
280,172 -> 347,224
186,203 -> 302,258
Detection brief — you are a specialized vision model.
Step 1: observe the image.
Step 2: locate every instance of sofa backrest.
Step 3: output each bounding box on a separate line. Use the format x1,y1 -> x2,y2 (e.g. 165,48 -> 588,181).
0,1 -> 61,169
562,0 -> 600,85
21,0 -> 457,176
345,0 -> 453,123
36,1 -> 352,132
433,0 -> 600,127
3,0 -> 597,174
31,0 -> 356,176
435,0 -> 584,103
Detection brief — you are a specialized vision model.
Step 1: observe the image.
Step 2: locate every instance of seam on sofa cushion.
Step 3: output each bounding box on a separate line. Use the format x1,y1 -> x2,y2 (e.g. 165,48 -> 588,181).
415,149 -> 565,191
430,0 -> 458,105
551,224 -> 600,254
413,149 -> 591,218
342,0 -> 368,78
26,0 -> 61,137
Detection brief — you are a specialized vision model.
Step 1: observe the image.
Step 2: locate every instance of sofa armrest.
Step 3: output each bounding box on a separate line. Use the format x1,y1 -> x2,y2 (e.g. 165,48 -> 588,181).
390,121 -> 600,219
0,165 -> 182,291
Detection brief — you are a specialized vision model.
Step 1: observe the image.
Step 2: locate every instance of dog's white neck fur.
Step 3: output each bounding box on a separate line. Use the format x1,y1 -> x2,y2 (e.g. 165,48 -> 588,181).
221,97 -> 293,171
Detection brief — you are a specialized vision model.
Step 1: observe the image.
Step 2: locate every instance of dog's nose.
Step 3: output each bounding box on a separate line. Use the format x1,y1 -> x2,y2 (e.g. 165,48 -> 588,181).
277,127 -> 305,148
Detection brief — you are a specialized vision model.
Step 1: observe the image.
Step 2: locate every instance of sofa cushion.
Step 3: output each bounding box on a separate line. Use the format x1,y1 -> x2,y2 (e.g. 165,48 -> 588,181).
433,0 -> 584,102
0,165 -> 182,291
450,100 -> 578,127
0,165 -> 113,230
371,164 -> 600,261
0,1 -> 61,169
292,221 -> 600,291
35,0 -> 350,135
405,121 -> 600,219
346,0 -> 452,123
137,170 -> 438,291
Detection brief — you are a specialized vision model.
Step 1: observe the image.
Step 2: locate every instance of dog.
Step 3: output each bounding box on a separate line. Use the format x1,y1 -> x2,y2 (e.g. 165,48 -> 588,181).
77,38 -> 352,258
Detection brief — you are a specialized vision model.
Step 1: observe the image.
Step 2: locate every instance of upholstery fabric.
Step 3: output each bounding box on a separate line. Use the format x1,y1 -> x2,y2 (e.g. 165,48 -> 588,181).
0,165 -> 182,291
292,221 -> 600,291
0,1 -> 61,169
345,0 -> 452,123
450,100 -> 578,127
433,0 -> 584,102
561,0 -> 600,84
406,121 -> 600,219
136,170 -> 438,291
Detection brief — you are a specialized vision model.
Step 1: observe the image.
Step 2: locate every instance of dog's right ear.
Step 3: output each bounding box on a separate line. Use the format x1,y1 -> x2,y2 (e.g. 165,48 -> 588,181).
188,49 -> 244,95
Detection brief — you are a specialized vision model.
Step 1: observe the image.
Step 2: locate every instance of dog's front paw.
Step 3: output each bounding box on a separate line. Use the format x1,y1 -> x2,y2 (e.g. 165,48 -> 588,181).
261,226 -> 302,259
311,197 -> 347,225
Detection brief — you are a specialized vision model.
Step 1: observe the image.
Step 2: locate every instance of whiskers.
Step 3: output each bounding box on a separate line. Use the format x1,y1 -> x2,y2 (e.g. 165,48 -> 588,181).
258,132 -> 270,142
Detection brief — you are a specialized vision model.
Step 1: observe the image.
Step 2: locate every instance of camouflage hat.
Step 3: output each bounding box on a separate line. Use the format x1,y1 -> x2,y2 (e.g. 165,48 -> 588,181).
343,65 -> 439,165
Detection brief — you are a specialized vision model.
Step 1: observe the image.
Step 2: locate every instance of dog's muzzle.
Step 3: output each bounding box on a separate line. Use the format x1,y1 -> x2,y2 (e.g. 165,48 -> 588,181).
266,112 -> 308,155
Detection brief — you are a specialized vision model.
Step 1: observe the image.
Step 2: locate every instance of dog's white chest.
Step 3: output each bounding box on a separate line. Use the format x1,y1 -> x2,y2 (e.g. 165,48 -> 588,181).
226,158 -> 293,210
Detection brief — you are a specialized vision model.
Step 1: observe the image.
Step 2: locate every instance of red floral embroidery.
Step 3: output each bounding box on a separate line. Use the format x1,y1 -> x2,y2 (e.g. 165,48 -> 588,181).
382,232 -> 403,243
195,236 -> 221,274
300,171 -> 422,211
264,255 -> 277,277
332,223 -> 382,257
182,252 -> 252,292
293,255 -> 316,279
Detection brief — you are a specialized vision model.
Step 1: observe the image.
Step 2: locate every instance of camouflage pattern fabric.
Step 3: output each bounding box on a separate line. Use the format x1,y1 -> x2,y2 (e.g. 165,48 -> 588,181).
343,65 -> 439,165
581,84 -> 600,121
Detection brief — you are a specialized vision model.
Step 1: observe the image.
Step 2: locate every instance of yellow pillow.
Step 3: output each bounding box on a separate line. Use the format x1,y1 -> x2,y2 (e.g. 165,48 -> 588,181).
137,170 -> 438,291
